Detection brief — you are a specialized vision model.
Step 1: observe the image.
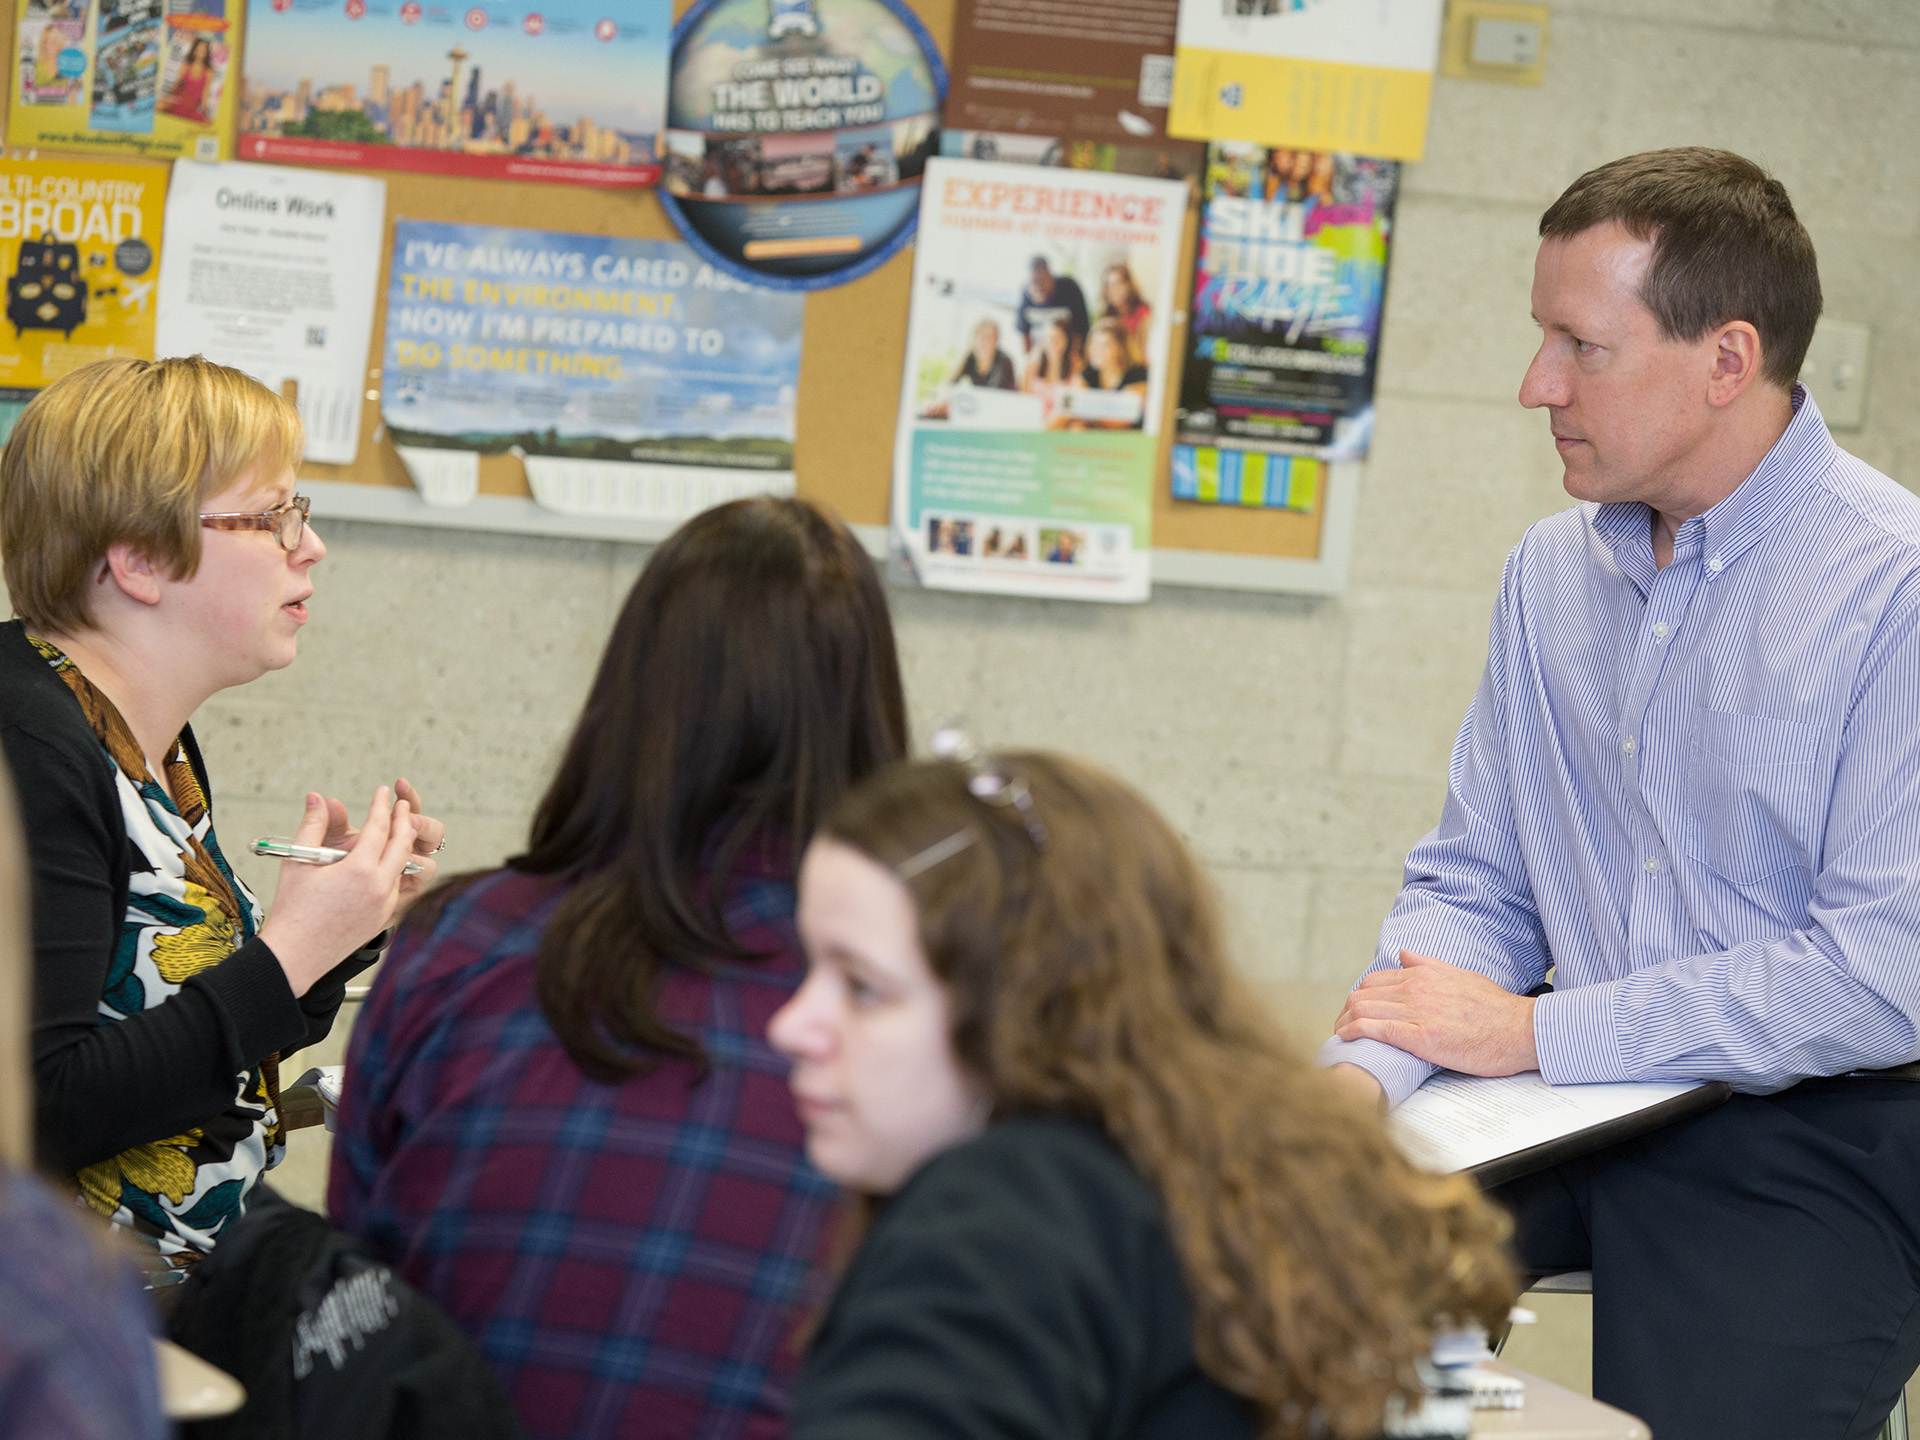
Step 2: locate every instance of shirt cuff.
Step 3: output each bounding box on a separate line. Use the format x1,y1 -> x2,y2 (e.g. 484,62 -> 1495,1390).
1533,981 -> 1631,1085
1315,1035 -> 1438,1108
189,937 -> 308,1063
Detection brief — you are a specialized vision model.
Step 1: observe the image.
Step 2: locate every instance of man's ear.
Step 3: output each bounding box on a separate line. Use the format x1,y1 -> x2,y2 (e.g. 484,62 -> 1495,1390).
1706,321 -> 1766,409
101,543 -> 166,607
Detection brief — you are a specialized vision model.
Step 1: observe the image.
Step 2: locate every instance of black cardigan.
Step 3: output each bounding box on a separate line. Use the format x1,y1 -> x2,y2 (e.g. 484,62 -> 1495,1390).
0,620 -> 374,1175
793,1115 -> 1256,1440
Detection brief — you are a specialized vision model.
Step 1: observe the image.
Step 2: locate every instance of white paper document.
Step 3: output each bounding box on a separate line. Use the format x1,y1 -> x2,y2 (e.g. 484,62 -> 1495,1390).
1389,1071 -> 1706,1175
155,161 -> 387,464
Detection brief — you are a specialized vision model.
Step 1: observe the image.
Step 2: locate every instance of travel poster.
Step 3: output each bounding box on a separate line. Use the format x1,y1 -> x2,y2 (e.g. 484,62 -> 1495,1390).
659,0 -> 943,289
9,0 -> 240,160
1168,0 -> 1443,162
891,157 -> 1186,604
0,157 -> 166,437
380,221 -> 804,520
238,0 -> 669,186
1174,140 -> 1397,500
155,161 -> 387,464
939,0 -> 1202,181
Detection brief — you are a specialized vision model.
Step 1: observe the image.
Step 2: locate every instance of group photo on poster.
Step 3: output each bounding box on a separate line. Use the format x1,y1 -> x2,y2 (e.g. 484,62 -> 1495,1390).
239,0 -> 669,185
1175,140 -> 1397,504
893,156 -> 1185,602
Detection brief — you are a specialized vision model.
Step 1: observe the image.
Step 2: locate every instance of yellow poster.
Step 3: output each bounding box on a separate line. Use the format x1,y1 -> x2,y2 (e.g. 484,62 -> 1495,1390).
9,0 -> 239,161
1168,0 -> 1443,162
0,157 -> 166,398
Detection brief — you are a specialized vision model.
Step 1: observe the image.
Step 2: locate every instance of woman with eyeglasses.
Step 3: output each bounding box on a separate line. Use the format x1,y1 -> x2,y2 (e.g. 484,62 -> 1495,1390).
0,357 -> 435,1279
330,496 -> 908,1440
769,747 -> 1518,1440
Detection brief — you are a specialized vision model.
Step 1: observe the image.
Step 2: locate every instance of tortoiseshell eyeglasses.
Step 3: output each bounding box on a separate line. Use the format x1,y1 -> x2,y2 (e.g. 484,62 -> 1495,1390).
199,494 -> 311,552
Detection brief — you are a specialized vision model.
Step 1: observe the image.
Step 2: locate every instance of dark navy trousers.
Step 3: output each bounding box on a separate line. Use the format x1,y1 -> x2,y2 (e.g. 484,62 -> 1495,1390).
1493,1080 -> 1920,1439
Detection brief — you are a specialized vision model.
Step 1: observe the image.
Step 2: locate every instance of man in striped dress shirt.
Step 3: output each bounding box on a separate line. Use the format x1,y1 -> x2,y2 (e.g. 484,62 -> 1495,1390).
1320,148 -> 1920,1439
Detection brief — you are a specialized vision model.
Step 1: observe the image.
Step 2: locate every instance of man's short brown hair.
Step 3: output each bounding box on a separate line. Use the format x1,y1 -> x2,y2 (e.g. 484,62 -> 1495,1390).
1540,147 -> 1821,388
0,356 -> 303,633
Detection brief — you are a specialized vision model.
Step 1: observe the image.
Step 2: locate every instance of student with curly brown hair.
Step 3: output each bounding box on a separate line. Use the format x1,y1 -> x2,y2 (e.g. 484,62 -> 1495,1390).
770,746 -> 1518,1440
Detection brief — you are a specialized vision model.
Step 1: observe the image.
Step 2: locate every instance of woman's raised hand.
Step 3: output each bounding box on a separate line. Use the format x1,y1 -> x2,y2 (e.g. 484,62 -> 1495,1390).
319,776 -> 443,907
258,787 -> 419,997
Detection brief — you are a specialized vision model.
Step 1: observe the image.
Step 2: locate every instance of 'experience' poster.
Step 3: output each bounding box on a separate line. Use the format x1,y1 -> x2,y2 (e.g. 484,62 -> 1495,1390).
381,221 -> 803,520
1174,141 -> 1396,504
0,157 -> 165,427
891,157 -> 1186,603
10,0 -> 240,160
238,0 -> 669,186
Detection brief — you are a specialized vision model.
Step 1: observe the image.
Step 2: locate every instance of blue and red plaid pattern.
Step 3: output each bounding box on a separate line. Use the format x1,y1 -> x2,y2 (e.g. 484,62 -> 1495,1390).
330,844 -> 838,1440
0,1167 -> 165,1440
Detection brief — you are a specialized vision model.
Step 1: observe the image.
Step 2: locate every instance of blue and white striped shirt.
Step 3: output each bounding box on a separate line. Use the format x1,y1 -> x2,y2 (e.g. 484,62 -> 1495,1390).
1321,388 -> 1920,1105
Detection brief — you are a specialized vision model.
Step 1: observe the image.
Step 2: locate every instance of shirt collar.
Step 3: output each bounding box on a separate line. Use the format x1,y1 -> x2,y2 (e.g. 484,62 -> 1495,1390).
1593,383 -> 1837,584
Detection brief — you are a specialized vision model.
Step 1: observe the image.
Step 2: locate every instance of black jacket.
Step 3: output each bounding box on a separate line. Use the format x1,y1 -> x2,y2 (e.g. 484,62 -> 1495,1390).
793,1115 -> 1256,1440
169,1187 -> 525,1440
0,620 -> 371,1174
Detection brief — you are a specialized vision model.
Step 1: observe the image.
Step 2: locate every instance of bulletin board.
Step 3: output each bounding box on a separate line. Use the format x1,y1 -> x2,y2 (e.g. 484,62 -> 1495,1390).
0,0 -> 1358,594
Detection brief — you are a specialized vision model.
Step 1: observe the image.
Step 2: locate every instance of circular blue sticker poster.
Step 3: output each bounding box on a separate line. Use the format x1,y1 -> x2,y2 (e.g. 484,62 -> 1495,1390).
659,0 -> 945,291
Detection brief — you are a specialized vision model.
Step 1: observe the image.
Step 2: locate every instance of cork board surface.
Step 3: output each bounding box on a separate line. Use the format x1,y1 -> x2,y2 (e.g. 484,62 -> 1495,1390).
2,0 -> 1325,560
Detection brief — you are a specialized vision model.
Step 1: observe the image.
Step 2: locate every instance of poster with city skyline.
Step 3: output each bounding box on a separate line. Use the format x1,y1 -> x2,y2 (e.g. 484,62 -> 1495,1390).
239,0 -> 669,185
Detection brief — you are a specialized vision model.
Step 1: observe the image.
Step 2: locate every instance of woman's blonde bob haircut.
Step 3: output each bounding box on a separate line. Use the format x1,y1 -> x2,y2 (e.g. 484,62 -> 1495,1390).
819,752 -> 1518,1440
0,355 -> 304,633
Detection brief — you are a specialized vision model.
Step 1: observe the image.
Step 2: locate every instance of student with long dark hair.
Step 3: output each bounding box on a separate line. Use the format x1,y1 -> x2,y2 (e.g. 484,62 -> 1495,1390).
331,496 -> 908,1440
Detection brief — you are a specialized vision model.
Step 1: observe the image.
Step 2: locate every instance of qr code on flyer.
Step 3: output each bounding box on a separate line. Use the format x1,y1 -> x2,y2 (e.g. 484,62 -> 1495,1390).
194,135 -> 220,160
1138,54 -> 1175,108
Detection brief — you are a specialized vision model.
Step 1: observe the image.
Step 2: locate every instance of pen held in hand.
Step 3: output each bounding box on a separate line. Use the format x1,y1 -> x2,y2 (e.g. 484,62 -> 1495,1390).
250,836 -> 426,876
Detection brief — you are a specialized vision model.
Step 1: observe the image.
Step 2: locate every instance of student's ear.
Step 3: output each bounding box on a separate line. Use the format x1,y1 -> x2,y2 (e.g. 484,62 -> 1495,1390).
1706,320 -> 1766,409
101,543 -> 166,607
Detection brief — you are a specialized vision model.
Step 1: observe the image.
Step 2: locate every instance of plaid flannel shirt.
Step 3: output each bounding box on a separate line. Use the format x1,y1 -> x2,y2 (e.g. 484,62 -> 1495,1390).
0,1167 -> 165,1440
329,843 -> 837,1440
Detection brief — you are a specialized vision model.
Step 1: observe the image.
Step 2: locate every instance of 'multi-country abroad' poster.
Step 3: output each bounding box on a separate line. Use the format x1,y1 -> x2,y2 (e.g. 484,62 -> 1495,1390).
0,157 -> 166,439
891,157 -> 1185,603
238,0 -> 670,185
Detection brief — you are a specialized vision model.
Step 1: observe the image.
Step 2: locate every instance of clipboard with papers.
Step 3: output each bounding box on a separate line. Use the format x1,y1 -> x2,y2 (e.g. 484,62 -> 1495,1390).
1388,1071 -> 1734,1188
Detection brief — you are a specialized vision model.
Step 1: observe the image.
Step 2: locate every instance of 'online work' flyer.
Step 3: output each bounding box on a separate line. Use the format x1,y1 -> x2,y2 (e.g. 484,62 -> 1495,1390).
891,157 -> 1186,604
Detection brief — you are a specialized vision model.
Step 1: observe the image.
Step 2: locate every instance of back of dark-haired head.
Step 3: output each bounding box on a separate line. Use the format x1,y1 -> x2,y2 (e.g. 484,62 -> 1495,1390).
517,496 -> 907,1082
1539,147 -> 1821,388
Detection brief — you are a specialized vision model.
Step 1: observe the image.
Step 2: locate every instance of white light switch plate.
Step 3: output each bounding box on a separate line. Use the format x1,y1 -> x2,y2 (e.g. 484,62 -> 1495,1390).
1470,17 -> 1542,66
1799,318 -> 1872,430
